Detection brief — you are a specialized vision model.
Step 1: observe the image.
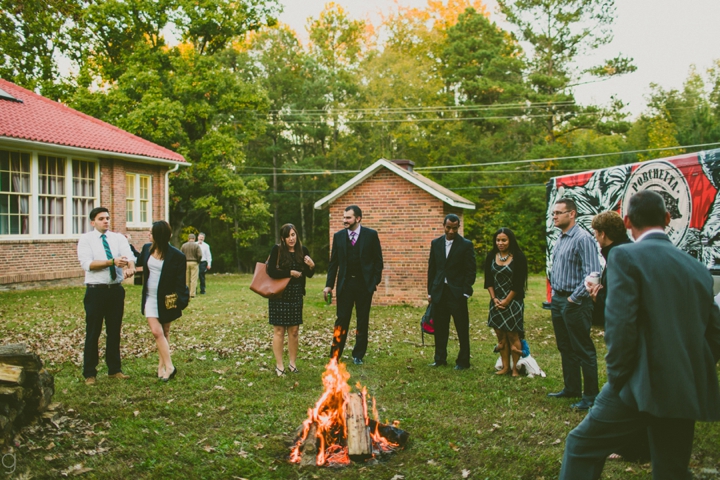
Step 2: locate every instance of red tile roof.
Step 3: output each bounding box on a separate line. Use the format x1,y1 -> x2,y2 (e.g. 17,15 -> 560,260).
0,79 -> 186,163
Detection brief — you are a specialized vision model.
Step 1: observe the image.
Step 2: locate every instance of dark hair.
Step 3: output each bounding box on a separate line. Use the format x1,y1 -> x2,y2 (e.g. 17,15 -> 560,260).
278,223 -> 304,268
628,190 -> 667,228
488,227 -> 527,288
89,207 -> 109,221
444,213 -> 461,225
150,221 -> 172,260
345,205 -> 362,218
591,211 -> 628,242
555,198 -> 577,213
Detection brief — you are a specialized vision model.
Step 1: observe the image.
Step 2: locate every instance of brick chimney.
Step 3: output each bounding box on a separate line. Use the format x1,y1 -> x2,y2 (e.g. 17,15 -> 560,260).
391,159 -> 415,172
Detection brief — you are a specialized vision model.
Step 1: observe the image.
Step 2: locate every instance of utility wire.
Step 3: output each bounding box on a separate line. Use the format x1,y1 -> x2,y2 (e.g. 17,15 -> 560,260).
415,142 -> 720,170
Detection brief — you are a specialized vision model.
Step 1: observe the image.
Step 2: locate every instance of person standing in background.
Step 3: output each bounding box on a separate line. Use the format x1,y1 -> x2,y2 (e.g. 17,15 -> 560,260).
180,233 -> 202,298
77,207 -> 136,386
427,214 -> 476,370
324,205 -> 384,365
198,232 -> 212,295
548,198 -> 602,411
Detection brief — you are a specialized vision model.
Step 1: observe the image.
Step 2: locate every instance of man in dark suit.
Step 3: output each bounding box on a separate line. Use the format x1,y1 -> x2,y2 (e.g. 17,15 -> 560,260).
560,190 -> 720,480
324,205 -> 383,365
427,214 -> 476,370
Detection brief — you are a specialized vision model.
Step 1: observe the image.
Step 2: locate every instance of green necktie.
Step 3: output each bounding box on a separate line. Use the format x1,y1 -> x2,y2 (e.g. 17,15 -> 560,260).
101,234 -> 117,281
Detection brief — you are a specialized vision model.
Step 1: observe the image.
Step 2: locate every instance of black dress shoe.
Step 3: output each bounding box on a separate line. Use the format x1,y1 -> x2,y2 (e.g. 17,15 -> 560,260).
571,399 -> 594,411
353,357 -> 363,365
428,362 -> 448,367
454,364 -> 470,370
547,390 -> 581,398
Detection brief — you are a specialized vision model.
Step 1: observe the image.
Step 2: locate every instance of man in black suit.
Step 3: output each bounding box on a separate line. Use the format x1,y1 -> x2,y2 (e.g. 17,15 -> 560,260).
324,205 -> 384,365
560,190 -> 720,480
427,214 -> 476,370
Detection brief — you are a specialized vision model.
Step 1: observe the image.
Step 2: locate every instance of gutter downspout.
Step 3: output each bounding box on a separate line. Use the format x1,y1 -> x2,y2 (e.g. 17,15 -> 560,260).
165,163 -> 180,221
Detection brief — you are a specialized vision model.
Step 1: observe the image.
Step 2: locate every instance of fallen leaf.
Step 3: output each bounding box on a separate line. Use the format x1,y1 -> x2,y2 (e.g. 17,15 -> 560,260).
133,411 -> 139,417
247,382 -> 253,387
237,450 -> 248,458
214,385 -> 226,390
203,445 -> 216,453
427,459 -> 437,465
390,475 -> 404,480
255,443 -> 264,450
462,469 -> 471,478
551,439 -> 561,445
46,442 -> 55,450
197,412 -> 203,417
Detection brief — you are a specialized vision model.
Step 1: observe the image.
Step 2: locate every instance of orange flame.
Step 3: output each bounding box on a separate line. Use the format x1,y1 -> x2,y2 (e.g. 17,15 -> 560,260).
289,357 -> 401,466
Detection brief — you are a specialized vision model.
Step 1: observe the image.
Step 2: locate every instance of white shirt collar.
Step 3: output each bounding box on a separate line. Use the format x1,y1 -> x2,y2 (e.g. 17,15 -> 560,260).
634,228 -> 665,243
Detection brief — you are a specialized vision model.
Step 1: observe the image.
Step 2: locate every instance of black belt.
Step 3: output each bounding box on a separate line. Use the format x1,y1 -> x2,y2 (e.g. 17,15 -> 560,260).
554,290 -> 572,297
86,283 -> 122,289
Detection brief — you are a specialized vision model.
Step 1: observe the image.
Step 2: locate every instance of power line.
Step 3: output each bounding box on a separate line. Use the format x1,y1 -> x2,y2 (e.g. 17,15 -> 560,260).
452,183 -> 546,190
278,111 -> 604,125
415,142 -> 720,170
265,100 -> 578,115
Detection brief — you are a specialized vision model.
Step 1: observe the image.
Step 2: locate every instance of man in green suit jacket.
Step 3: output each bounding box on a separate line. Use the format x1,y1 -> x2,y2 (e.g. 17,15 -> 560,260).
560,190 -> 720,480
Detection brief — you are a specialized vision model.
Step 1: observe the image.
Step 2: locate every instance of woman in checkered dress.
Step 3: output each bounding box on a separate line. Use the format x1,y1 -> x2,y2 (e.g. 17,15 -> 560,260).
484,228 -> 528,376
267,224 -> 315,376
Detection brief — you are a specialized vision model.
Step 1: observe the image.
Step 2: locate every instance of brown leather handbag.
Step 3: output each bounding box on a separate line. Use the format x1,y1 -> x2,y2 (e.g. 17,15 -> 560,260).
249,256 -> 290,299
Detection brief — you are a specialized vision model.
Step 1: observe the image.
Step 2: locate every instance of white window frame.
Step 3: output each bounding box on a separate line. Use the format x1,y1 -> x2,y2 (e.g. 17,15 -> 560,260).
125,173 -> 152,227
0,146 -> 99,239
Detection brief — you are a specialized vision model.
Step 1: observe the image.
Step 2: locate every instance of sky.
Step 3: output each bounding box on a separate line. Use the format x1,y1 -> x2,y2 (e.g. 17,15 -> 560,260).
277,0 -> 720,118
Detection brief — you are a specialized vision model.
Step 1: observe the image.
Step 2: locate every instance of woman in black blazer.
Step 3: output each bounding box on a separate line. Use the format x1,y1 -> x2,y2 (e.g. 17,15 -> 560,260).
484,227 -> 528,376
135,221 -> 189,381
267,223 -> 315,376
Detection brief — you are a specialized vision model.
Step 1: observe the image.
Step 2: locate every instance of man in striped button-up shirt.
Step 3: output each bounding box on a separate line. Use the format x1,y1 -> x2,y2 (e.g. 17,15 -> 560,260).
548,198 -> 602,411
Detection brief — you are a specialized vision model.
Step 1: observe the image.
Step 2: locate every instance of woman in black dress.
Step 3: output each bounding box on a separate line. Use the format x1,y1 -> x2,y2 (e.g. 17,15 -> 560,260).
484,228 -> 528,376
267,224 -> 315,376
134,221 -> 189,381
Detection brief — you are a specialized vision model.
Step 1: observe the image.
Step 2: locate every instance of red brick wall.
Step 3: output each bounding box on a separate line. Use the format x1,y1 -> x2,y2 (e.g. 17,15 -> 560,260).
0,158 -> 167,287
326,169 -> 466,306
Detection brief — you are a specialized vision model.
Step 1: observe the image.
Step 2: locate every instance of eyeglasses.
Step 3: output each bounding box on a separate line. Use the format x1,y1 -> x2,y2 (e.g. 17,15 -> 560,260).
551,211 -> 570,217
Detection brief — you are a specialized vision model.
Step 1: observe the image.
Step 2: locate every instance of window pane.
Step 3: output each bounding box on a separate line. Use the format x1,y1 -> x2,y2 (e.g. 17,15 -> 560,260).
0,151 -> 31,235
38,155 -> 66,235
72,160 -> 97,234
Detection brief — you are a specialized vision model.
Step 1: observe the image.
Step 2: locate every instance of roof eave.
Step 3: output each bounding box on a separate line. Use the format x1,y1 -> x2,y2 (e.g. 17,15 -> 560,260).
313,158 -> 475,210
0,136 -> 189,166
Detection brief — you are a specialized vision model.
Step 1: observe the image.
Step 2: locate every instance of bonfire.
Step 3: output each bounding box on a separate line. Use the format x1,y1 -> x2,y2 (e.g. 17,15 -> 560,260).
289,349 -> 409,467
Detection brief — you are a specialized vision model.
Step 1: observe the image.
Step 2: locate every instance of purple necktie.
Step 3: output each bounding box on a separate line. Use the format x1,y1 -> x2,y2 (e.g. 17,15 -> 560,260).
350,231 -> 357,246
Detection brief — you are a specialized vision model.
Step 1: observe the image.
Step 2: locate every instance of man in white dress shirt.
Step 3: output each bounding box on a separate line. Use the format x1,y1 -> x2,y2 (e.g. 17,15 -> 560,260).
77,207 -> 136,386
197,232 -> 212,295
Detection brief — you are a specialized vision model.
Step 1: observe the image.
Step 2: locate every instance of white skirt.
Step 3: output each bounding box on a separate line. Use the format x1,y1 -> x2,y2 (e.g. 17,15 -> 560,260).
145,292 -> 159,318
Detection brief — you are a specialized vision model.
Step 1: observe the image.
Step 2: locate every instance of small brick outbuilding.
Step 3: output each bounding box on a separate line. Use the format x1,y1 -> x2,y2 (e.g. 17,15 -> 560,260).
314,159 -> 475,306
0,79 -> 188,288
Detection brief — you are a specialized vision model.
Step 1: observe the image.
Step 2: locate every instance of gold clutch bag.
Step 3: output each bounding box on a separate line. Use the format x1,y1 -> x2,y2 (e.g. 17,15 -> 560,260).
165,293 -> 178,310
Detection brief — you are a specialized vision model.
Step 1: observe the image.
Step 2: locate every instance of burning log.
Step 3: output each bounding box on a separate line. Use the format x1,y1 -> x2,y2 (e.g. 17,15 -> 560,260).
346,393 -> 371,460
299,424 -> 318,467
289,358 -> 409,467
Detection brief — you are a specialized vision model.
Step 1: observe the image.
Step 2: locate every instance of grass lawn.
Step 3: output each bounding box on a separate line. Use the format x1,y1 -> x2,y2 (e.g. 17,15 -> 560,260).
1,274 -> 719,479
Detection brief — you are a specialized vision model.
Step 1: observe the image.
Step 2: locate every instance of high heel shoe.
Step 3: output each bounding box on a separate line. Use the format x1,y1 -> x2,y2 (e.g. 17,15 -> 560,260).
288,364 -> 299,374
275,366 -> 285,377
160,367 -> 177,382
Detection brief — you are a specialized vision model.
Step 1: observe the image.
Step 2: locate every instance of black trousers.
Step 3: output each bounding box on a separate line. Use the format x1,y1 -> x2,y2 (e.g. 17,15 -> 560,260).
199,261 -> 208,293
83,285 -> 125,378
330,276 -> 374,361
561,383 -> 695,480
551,294 -> 599,401
433,285 -> 471,367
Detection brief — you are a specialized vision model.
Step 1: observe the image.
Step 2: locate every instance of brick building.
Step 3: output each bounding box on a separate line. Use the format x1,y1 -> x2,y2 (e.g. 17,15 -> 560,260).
0,79 -> 187,288
314,159 -> 475,306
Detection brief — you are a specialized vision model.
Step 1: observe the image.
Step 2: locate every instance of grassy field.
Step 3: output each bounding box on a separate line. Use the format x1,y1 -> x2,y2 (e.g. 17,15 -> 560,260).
1,274 -> 719,479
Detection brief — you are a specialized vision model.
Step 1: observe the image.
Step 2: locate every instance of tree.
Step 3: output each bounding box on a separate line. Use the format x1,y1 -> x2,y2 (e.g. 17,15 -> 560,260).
497,0 -> 636,142
0,0 -> 83,98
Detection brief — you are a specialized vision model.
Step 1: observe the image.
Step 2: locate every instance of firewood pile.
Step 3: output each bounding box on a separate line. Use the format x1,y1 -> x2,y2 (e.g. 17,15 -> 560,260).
0,344 -> 55,446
